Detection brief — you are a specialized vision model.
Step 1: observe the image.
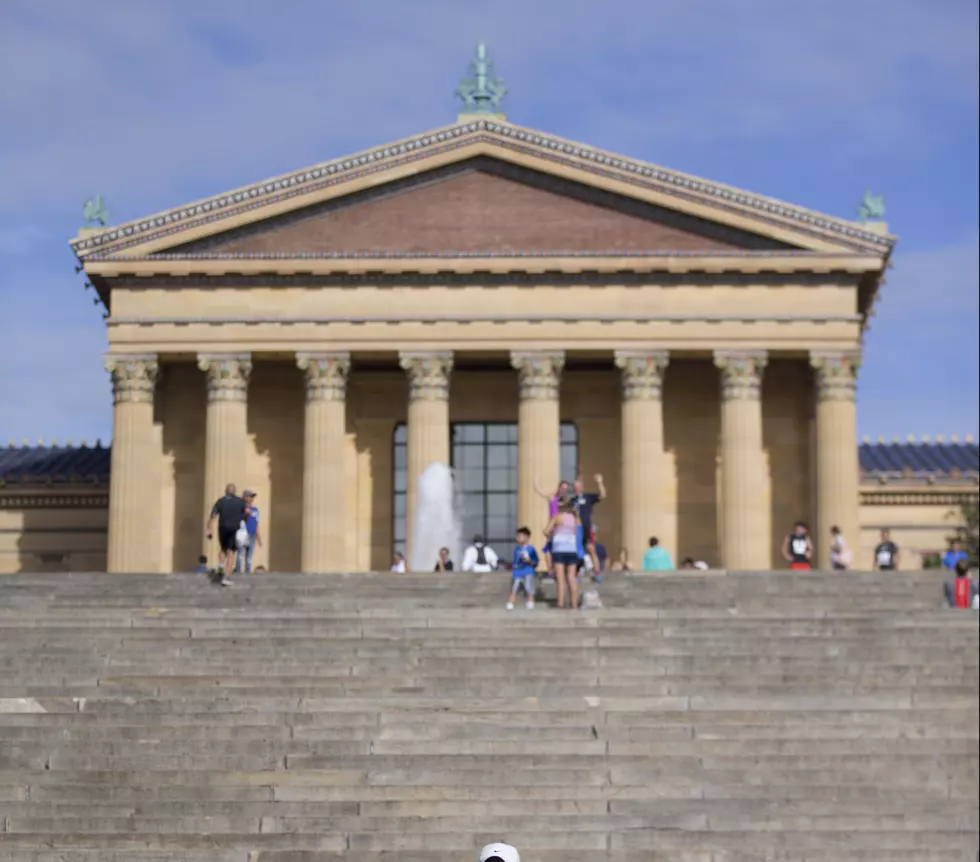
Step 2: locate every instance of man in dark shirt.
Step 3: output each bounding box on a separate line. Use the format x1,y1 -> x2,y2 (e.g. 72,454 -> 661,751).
873,529 -> 900,571
572,474 -> 606,575
206,483 -> 246,584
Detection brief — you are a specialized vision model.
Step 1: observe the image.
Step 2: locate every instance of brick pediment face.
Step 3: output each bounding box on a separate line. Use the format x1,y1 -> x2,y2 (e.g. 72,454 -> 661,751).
176,158 -> 791,256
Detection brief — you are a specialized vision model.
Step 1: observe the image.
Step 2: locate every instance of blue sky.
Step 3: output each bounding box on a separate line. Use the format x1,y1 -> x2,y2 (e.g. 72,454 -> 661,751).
0,0 -> 977,444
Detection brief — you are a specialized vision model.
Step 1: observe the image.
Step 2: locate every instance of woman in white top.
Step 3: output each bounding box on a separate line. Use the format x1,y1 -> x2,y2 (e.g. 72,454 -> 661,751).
829,526 -> 851,571
391,552 -> 406,573
544,496 -> 581,610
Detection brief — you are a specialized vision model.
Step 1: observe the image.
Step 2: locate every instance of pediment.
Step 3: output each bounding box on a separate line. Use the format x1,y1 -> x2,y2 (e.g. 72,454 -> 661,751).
71,120 -> 895,260
172,158 -> 789,257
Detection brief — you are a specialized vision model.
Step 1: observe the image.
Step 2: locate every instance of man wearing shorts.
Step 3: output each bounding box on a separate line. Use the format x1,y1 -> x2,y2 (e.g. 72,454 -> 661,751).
206,483 -> 246,585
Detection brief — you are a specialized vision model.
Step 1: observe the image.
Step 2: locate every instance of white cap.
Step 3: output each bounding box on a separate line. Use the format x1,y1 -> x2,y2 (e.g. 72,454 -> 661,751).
480,844 -> 520,862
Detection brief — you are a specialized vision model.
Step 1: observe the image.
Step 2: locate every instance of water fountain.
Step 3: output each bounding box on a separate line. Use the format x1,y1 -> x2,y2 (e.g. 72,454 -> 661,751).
409,462 -> 462,573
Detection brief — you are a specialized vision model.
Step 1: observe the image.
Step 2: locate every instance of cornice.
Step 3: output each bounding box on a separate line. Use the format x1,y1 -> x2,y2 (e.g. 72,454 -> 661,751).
83,251 -> 883,279
107,312 -> 863,327
71,121 -> 893,259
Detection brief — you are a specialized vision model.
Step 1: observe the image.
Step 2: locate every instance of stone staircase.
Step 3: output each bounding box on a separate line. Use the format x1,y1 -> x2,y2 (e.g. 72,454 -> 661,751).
0,570 -> 976,862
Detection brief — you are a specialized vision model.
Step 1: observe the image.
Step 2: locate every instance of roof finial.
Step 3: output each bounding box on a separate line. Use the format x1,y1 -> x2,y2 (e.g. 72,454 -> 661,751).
455,41 -> 507,121
857,189 -> 885,223
83,195 -> 110,228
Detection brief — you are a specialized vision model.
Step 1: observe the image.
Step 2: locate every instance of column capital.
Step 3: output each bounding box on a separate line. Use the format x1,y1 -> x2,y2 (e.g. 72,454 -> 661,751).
297,352 -> 350,402
714,350 -> 768,400
810,350 -> 860,402
399,351 -> 453,401
511,351 -> 565,401
615,350 -> 670,400
104,355 -> 159,405
198,354 -> 252,403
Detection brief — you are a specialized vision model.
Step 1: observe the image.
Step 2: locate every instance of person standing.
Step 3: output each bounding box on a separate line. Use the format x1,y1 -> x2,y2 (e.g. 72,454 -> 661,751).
205,483 -> 247,586
235,490 -> 262,574
873,529 -> 900,571
534,477 -> 569,573
829,526 -> 852,571
942,540 -> 969,572
781,522 -> 813,571
545,497 -> 581,610
572,474 -> 606,574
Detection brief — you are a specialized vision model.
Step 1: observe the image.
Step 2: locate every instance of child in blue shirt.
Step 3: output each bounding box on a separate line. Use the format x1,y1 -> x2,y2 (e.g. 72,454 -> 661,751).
507,526 -> 539,610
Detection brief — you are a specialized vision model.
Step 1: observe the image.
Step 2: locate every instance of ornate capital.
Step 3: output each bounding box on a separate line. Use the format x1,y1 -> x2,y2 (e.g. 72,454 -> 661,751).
810,351 -> 860,402
399,352 -> 453,401
105,355 -> 159,405
511,351 -> 565,401
614,350 -> 669,401
297,353 -> 350,402
197,354 -> 252,403
714,351 -> 768,401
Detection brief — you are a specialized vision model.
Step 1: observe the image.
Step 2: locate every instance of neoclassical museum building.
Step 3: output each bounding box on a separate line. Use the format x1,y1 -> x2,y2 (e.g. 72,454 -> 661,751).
1,53 -> 976,575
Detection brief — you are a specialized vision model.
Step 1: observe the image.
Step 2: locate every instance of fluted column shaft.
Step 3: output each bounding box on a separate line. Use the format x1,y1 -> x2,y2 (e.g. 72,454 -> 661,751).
298,353 -> 350,573
198,354 -> 251,554
106,356 -> 159,573
512,352 -> 564,546
715,351 -> 769,570
811,351 -> 860,569
399,352 -> 453,567
616,351 -> 669,563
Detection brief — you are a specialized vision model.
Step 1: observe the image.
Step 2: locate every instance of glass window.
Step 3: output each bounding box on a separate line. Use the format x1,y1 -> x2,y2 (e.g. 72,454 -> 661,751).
393,421 -> 577,568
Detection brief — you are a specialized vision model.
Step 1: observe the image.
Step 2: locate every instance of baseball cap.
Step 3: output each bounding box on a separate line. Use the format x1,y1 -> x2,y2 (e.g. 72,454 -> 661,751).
480,844 -> 520,862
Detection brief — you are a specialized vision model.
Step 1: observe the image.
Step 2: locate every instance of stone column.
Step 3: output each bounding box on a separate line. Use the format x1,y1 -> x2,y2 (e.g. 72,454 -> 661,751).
105,355 -> 160,573
615,350 -> 669,564
511,351 -> 565,546
197,354 -> 251,552
399,352 -> 453,568
714,351 -> 769,570
810,351 -> 860,569
297,353 -> 350,573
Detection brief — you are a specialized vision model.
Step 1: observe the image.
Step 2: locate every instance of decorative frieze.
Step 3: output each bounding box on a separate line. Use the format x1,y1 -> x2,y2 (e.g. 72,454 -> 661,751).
615,350 -> 670,400
399,352 -> 453,401
511,351 -> 565,401
197,354 -> 252,403
810,351 -> 860,402
297,353 -> 350,402
104,355 -> 159,405
714,351 -> 768,401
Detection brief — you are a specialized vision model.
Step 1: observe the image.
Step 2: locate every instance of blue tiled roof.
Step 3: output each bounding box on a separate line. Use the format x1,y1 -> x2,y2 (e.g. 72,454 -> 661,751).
859,438 -> 978,478
0,444 -> 111,485
0,439 -> 976,485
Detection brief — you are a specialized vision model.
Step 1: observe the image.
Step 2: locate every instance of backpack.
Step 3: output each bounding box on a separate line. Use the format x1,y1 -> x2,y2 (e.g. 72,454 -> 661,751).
581,590 -> 603,610
475,546 -> 487,566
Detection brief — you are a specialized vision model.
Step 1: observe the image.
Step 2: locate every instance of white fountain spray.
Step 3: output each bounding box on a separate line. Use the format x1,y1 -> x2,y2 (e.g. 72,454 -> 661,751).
409,462 -> 462,573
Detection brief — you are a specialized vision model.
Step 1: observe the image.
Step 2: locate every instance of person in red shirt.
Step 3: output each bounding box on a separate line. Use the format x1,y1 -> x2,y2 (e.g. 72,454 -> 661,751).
944,559 -> 979,609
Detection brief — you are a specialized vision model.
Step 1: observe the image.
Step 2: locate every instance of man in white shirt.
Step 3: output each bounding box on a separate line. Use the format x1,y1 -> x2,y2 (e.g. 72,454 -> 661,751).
461,535 -> 499,572
480,844 -> 520,862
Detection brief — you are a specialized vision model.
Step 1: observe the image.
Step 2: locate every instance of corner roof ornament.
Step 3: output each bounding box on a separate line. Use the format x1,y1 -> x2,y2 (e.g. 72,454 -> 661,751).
455,41 -> 507,121
857,189 -> 885,223
82,195 -> 110,228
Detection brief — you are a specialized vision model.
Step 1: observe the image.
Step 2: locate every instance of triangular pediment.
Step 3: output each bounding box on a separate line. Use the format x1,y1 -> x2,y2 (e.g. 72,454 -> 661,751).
170,158 -> 790,257
71,120 -> 894,260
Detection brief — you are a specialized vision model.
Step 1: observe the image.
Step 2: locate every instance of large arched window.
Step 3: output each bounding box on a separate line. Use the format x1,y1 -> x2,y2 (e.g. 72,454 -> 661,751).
393,422 -> 578,565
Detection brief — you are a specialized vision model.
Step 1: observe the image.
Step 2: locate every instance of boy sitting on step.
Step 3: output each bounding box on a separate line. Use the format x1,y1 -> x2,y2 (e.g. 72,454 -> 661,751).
507,527 -> 539,611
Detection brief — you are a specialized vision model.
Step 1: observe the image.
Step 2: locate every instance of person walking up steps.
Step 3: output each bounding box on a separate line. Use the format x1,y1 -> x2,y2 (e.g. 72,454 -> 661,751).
205,483 -> 247,586
507,527 -> 539,610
